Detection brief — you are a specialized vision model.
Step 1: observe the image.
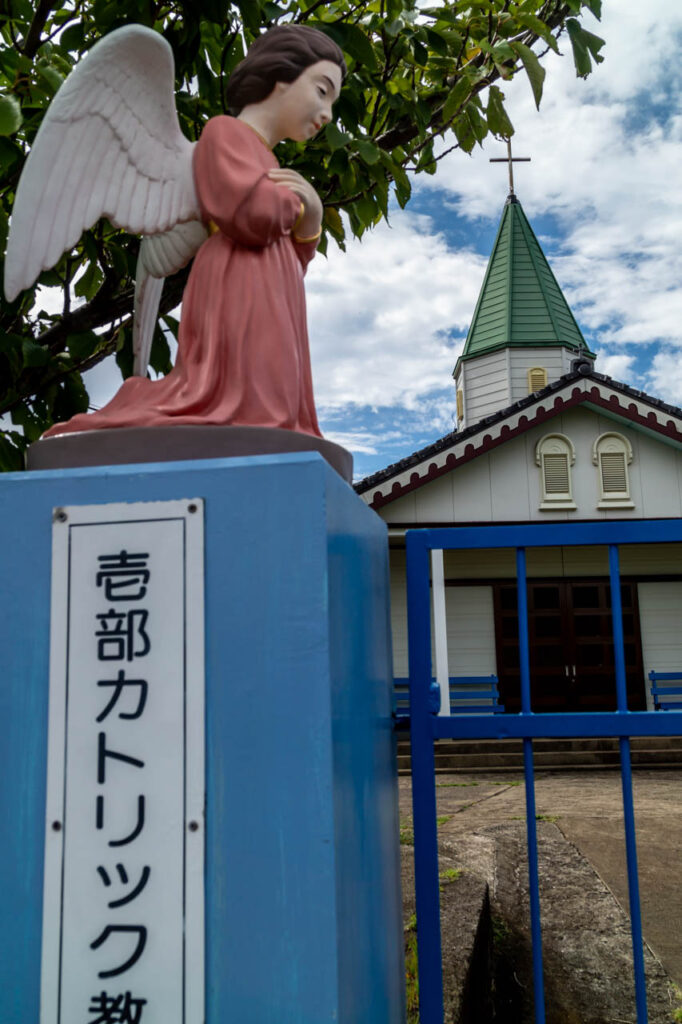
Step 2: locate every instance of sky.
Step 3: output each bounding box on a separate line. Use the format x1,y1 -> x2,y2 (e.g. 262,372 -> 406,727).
79,1 -> 682,481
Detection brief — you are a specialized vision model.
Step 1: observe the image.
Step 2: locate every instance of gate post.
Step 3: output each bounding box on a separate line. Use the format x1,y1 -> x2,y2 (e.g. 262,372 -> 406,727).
0,452 -> 405,1024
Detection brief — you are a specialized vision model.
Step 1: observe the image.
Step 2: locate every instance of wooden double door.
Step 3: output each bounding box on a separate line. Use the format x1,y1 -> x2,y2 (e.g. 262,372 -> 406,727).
494,579 -> 646,713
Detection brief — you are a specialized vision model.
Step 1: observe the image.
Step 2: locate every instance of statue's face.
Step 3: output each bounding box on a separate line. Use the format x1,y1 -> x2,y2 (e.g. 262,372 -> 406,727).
275,59 -> 343,142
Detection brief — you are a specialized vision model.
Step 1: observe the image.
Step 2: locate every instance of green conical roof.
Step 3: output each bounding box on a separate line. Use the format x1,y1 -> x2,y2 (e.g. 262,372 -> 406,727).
456,196 -> 592,370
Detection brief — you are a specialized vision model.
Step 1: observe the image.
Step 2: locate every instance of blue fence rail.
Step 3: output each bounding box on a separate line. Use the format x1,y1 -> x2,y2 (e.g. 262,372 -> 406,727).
405,519 -> 682,1024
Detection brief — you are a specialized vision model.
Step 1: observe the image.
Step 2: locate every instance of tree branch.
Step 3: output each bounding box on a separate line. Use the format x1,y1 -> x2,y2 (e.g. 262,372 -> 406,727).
21,0 -> 58,59
0,266 -> 190,418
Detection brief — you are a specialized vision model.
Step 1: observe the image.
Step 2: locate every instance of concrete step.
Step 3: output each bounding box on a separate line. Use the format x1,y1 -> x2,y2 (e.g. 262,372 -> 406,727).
396,736 -> 682,774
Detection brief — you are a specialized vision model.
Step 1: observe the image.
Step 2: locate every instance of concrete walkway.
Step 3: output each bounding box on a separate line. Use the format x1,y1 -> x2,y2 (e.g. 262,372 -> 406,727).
399,767 -> 682,1021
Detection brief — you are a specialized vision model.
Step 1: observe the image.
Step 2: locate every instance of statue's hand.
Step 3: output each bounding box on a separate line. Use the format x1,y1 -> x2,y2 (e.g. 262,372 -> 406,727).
268,168 -> 322,239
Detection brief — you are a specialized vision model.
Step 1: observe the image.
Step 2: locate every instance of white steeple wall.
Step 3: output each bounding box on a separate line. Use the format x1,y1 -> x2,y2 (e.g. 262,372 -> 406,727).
455,346 -> 593,431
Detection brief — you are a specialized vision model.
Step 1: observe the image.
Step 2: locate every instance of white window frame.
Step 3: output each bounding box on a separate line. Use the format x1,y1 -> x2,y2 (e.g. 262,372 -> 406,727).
535,433 -> 577,511
592,432 -> 634,509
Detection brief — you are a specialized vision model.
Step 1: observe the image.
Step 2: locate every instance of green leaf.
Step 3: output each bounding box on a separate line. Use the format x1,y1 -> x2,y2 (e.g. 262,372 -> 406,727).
339,24 -> 378,70
11,401 -> 47,442
0,432 -> 26,472
115,322 -> 134,378
162,314 -> 180,339
415,142 -> 436,175
452,103 -> 488,153
107,242 -> 130,280
510,41 -> 545,109
0,331 -> 24,375
412,38 -> 428,67
566,19 -> 605,78
355,139 -> 380,164
356,194 -> 377,226
0,95 -> 23,136
392,163 -> 411,206
54,370 -> 89,421
36,61 -> 64,94
262,1 -> 286,20
22,339 -> 50,368
67,331 -> 99,360
323,206 -> 345,239
236,0 -> 261,34
325,122 -> 350,152
515,12 -> 559,53
486,86 -> 514,139
150,324 -> 172,375
0,136 -> 22,174
74,261 -> 103,300
59,22 -> 85,52
443,75 -> 473,123
423,26 -> 449,56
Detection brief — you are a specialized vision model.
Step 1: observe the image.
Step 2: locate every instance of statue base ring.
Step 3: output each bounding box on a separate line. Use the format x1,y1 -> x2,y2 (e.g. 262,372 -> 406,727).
26,425 -> 353,483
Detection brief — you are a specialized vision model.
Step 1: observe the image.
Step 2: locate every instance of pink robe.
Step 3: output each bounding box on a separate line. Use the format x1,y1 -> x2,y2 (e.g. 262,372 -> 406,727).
44,116 -> 322,439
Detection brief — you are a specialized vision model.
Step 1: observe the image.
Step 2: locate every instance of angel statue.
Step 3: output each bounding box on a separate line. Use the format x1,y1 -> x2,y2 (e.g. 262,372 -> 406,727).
4,23 -> 346,448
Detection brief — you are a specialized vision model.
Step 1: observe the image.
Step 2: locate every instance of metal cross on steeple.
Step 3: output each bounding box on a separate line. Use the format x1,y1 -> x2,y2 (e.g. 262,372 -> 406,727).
489,138 -> 530,197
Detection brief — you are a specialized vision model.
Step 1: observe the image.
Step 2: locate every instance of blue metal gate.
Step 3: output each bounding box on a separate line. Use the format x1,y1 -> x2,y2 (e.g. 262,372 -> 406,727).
406,519 -> 682,1024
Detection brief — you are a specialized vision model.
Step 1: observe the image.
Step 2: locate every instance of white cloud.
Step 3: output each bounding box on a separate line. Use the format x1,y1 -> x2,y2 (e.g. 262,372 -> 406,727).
645,349 -> 682,407
307,213 -> 483,412
592,350 -> 636,383
321,427 -> 408,456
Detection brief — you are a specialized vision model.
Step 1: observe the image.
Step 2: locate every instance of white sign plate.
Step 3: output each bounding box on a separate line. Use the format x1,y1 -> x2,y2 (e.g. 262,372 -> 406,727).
41,500 -> 205,1024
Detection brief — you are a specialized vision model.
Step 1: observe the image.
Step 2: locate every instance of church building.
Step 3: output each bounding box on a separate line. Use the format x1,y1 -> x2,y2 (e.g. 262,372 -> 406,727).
356,190 -> 682,714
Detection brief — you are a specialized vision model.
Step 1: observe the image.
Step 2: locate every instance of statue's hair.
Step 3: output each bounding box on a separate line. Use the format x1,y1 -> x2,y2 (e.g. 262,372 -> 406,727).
226,25 -> 346,115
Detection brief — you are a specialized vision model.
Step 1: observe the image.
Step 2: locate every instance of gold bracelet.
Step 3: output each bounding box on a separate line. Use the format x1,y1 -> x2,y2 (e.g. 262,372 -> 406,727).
292,226 -> 322,244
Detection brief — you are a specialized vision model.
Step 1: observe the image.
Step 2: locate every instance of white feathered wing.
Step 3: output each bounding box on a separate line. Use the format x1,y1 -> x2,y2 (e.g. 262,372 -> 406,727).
4,24 -> 209,374
133,220 -> 207,376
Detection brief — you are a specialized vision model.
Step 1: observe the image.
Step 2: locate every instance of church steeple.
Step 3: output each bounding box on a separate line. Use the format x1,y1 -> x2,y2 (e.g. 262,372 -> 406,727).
453,192 -> 594,431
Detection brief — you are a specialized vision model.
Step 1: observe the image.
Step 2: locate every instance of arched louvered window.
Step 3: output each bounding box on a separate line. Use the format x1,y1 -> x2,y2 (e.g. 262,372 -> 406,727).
592,433 -> 634,509
528,367 -> 548,394
456,388 -> 464,422
535,434 -> 576,511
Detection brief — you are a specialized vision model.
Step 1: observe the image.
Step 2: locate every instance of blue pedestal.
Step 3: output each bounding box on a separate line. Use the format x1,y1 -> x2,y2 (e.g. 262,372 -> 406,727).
0,452 -> 405,1023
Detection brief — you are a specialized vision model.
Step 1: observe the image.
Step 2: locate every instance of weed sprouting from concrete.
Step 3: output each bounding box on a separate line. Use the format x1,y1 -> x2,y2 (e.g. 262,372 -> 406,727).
671,984 -> 682,1022
400,817 -> 415,845
404,913 -> 419,1023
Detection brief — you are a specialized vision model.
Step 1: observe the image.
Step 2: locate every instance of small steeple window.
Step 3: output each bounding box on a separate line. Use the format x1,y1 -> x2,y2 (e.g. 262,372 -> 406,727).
535,434 -> 576,510
456,388 -> 464,422
593,433 -> 634,509
528,367 -> 548,394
